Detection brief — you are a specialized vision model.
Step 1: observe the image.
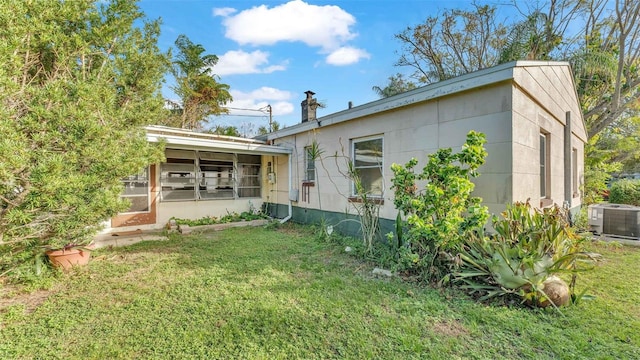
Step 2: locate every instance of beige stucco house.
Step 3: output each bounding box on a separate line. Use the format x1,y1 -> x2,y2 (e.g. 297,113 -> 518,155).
260,60 -> 587,234
102,60 -> 586,237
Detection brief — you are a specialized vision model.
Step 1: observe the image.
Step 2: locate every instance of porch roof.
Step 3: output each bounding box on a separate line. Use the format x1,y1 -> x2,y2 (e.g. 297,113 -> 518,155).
146,126 -> 291,155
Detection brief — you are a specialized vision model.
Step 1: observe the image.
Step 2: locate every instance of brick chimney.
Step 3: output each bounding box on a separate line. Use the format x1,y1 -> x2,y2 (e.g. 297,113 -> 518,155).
301,90 -> 317,123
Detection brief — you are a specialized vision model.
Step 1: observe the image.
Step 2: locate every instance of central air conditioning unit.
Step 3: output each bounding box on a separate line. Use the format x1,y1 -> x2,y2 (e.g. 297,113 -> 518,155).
588,204 -> 640,239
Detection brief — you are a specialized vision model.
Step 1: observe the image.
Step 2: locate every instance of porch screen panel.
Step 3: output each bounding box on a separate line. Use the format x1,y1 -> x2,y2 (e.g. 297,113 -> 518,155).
161,150 -> 196,201
199,152 -> 234,199
238,154 -> 261,198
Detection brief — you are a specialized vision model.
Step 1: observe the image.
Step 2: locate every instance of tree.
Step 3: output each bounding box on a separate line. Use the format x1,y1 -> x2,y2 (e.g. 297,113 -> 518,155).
394,0 -> 640,140
372,74 -> 418,98
571,0 -> 640,139
395,3 -> 508,84
170,35 -> 232,130
257,120 -> 281,135
500,0 -> 585,62
0,0 -> 169,277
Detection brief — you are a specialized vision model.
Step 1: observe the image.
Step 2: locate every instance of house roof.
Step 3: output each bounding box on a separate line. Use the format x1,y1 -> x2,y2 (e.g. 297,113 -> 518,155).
146,125 -> 291,155
259,61 -> 585,141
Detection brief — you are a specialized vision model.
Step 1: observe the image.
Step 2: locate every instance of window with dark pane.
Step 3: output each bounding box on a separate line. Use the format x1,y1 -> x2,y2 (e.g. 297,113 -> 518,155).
304,146 -> 316,182
352,137 -> 383,197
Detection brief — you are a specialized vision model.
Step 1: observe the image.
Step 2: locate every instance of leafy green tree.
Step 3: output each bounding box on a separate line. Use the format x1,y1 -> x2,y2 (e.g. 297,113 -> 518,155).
590,115 -> 640,170
372,74 -> 417,98
583,137 -> 623,204
609,178 -> 640,205
170,35 -> 232,130
572,0 -> 640,139
0,0 -> 168,277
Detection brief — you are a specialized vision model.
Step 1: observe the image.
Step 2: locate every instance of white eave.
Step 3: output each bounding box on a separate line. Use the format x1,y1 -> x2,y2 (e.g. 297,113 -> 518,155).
145,125 -> 291,155
263,60 -> 572,141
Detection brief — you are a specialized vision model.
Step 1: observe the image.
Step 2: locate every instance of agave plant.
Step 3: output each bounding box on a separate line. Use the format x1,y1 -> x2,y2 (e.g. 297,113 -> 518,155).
454,201 -> 598,308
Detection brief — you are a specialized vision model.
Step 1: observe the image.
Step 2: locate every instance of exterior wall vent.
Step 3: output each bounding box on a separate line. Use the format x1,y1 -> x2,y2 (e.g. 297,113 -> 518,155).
588,204 -> 640,239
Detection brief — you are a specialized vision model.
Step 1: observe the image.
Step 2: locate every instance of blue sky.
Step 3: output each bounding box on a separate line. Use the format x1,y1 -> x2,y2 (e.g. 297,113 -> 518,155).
138,0 -> 511,134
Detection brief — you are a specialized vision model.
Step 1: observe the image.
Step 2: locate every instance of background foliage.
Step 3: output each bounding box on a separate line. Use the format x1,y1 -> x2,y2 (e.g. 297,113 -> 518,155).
167,34 -> 232,130
608,179 -> 640,206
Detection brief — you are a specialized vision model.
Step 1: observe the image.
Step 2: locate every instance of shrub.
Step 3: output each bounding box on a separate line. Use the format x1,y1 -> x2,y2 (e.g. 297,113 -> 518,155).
0,1 -> 168,280
608,179 -> 640,206
390,131 -> 489,280
170,211 -> 269,227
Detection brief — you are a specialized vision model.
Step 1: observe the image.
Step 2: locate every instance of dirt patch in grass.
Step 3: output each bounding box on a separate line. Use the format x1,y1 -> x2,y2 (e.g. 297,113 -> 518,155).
276,226 -> 307,237
0,286 -> 54,314
431,319 -> 470,337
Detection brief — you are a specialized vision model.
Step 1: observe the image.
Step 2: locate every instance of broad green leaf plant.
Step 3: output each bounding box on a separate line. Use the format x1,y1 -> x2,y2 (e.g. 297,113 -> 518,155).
455,201 -> 599,308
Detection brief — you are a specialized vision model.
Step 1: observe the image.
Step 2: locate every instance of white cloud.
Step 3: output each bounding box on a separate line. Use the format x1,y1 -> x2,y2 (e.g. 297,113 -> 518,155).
241,87 -> 293,101
325,47 -> 370,66
219,0 -> 357,52
270,101 -> 294,116
213,7 -> 236,17
263,64 -> 288,73
228,87 -> 294,116
214,50 -> 288,76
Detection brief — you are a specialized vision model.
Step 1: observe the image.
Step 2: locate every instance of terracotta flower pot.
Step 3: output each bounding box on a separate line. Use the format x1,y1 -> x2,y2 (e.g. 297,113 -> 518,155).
46,247 -> 93,270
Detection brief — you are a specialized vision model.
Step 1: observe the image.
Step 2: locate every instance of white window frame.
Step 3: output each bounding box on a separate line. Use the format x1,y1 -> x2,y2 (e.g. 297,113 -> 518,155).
351,136 -> 384,198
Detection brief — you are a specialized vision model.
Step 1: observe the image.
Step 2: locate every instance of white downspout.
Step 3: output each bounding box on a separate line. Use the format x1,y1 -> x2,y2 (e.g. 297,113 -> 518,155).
280,151 -> 293,223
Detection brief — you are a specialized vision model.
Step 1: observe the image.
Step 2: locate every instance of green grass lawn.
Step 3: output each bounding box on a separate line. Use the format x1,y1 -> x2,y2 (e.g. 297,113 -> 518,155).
1,225 -> 639,359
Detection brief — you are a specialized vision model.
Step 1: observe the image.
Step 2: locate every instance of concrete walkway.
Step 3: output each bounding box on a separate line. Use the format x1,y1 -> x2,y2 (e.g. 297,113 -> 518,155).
93,219 -> 270,248
93,230 -> 168,249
